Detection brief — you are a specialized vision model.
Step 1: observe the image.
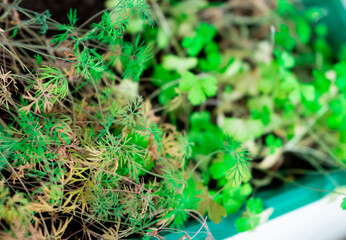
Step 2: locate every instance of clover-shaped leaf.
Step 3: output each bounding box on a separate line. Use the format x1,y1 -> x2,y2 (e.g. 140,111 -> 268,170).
265,134 -> 283,154
235,198 -> 264,232
199,42 -> 222,71
179,71 -> 217,105
275,50 -> 295,69
182,22 -> 217,57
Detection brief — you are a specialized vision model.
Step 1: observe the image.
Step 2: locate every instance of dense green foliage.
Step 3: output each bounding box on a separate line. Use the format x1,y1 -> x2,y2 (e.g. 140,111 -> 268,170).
0,0 -> 346,239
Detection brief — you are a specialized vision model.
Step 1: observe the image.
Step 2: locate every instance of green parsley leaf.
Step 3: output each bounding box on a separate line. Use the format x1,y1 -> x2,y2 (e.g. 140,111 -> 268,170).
182,22 -> 217,56
179,71 -> 197,91
188,85 -> 206,105
235,198 -> 264,232
179,71 -> 217,105
200,76 -> 218,97
265,134 -> 283,154
296,18 -> 311,45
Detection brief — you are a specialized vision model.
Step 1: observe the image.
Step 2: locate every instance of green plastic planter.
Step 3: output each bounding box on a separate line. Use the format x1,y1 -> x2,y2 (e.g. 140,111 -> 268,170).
303,0 -> 346,47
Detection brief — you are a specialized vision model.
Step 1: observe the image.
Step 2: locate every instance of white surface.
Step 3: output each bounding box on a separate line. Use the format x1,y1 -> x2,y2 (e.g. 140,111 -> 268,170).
226,196 -> 346,240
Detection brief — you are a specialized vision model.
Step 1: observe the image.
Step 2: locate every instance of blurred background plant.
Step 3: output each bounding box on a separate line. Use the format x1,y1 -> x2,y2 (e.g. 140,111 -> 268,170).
110,0 -> 346,233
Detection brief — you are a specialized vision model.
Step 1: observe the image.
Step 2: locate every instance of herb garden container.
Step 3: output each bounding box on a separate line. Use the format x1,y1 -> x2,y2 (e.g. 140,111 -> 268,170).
1,0 -> 346,239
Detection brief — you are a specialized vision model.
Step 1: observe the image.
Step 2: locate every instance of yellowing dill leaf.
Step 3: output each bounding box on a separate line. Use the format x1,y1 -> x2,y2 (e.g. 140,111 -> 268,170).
208,200 -> 227,224
197,188 -> 226,224
223,137 -> 252,187
224,154 -> 251,187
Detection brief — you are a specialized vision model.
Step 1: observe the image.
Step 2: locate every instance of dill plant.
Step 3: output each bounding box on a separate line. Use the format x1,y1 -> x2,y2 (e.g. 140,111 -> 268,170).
0,2 -> 186,240
0,0 -> 253,239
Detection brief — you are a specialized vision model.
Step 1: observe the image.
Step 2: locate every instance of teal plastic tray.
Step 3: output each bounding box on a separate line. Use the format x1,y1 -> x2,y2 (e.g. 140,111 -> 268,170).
161,171 -> 346,240
303,0 -> 346,47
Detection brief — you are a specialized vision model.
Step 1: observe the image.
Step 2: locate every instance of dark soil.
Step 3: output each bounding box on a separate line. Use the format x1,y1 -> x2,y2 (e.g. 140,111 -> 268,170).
19,0 -> 105,25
